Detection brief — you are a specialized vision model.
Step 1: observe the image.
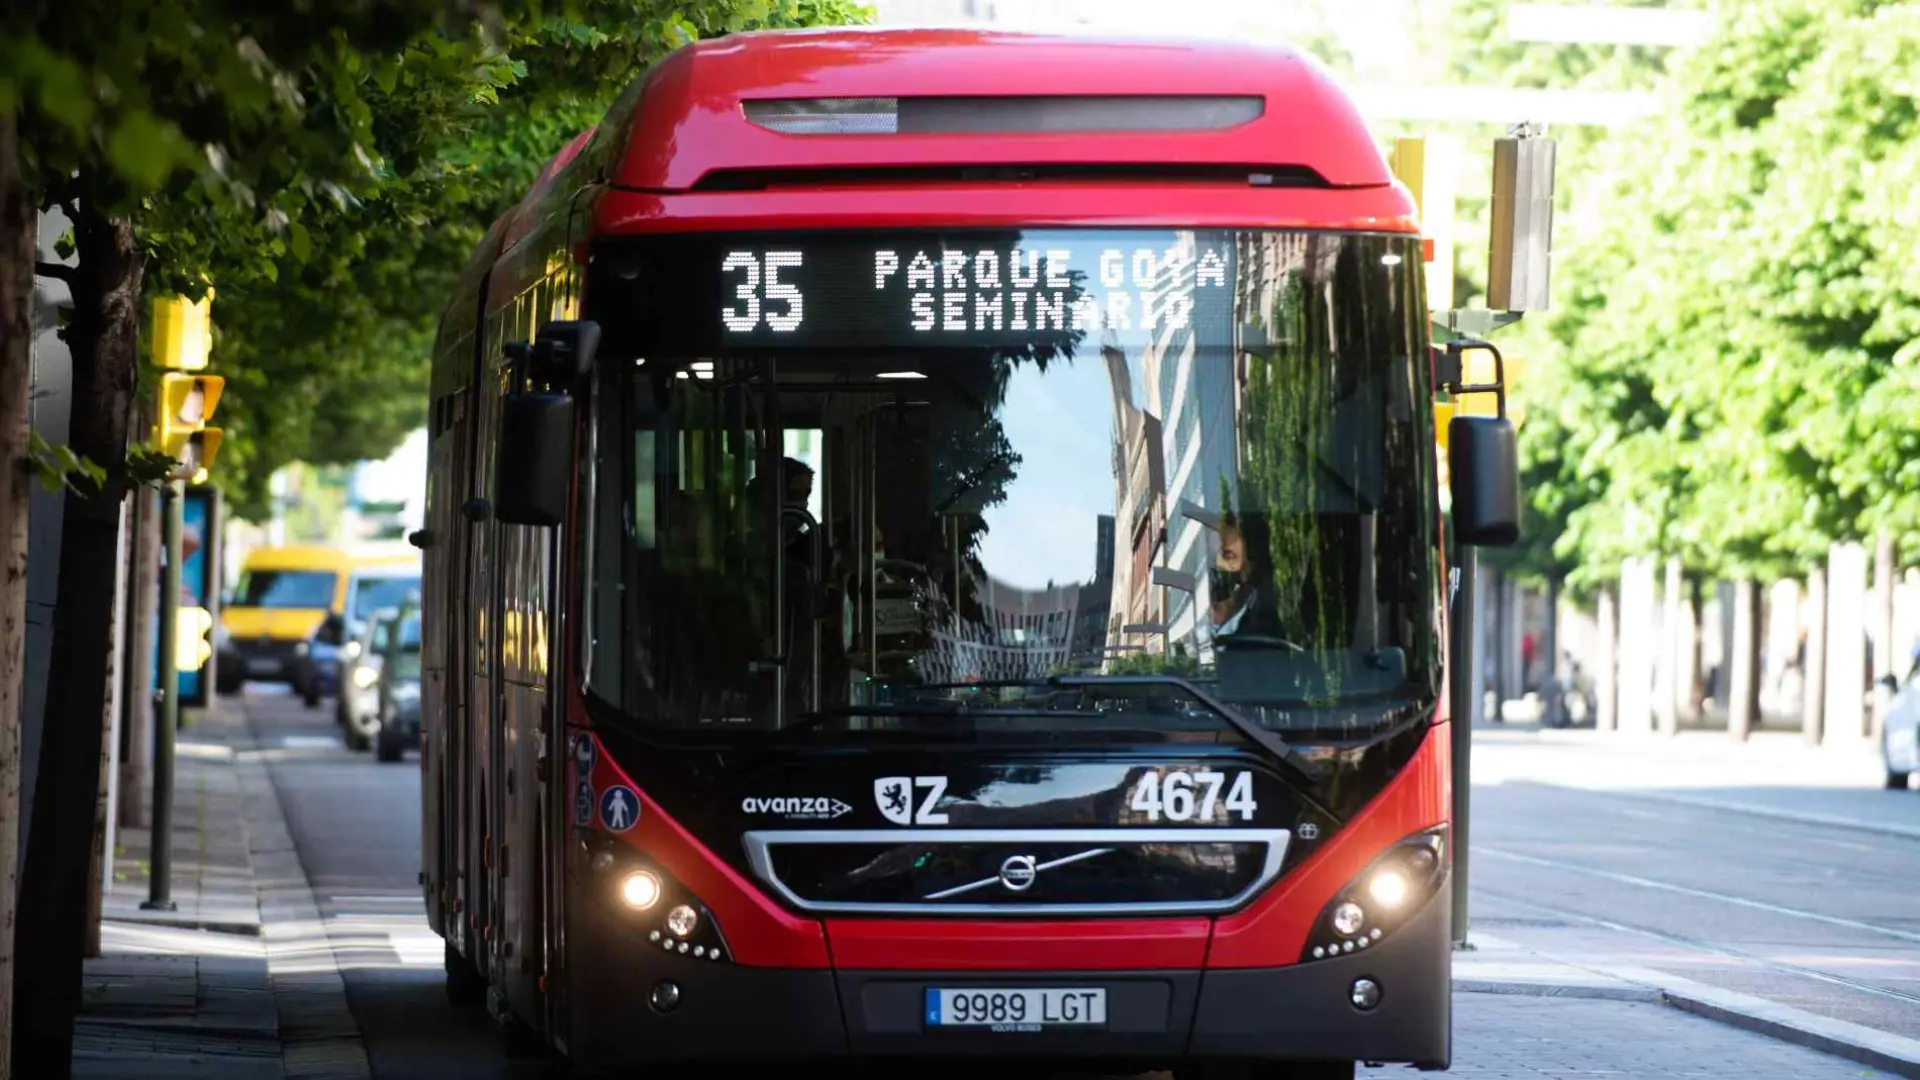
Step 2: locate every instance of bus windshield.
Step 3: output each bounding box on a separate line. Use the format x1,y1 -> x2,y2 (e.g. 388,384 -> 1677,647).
585,228 -> 1439,738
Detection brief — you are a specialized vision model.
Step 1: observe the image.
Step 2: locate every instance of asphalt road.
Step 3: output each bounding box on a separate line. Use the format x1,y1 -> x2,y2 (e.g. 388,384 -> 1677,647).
240,687 -> 1898,1079
1468,732 -> 1920,1042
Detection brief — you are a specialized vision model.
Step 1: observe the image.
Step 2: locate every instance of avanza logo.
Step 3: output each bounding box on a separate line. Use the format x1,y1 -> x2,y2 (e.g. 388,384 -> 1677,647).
741,796 -> 852,821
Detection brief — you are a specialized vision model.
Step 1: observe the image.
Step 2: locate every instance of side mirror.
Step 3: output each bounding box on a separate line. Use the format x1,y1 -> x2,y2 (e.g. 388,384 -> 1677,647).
495,393 -> 574,527
1880,674 -> 1901,693
316,615 -> 345,646
1448,415 -> 1520,547
506,320 -> 602,383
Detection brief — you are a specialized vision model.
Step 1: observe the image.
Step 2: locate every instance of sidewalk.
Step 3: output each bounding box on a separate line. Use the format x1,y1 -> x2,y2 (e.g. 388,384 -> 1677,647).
1453,907 -> 1920,1079
1471,724 -> 1920,838
75,703 -> 370,1080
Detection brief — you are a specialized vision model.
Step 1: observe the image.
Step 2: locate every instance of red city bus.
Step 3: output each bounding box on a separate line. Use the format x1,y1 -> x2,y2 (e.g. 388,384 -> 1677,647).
416,27 -> 1522,1079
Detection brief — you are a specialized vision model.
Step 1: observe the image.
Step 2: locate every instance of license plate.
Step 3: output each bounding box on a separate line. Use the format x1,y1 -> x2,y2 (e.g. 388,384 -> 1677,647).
925,988 -> 1106,1031
246,659 -> 282,676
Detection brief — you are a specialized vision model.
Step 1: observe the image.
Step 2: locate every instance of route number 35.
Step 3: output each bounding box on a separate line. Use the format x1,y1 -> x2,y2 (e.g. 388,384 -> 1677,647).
721,250 -> 805,333
1129,769 -> 1257,823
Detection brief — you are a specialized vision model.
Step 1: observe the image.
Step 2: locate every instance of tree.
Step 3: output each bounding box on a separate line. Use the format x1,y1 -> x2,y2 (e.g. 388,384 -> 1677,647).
4,2 -> 877,1067
1495,0 -> 1920,598
1,3 -> 509,1072
0,108 -> 32,1080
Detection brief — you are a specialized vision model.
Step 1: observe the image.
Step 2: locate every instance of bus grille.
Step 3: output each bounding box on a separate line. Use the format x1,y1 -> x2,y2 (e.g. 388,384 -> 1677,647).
741,828 -> 1289,916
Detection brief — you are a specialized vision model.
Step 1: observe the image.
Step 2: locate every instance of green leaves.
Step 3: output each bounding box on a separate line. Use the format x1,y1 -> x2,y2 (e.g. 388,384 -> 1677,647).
15,0 -> 874,521
26,431 -> 107,495
1489,0 -> 1920,587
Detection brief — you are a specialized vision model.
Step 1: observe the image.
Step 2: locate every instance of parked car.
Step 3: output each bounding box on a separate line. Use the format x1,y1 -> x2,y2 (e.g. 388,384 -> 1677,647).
336,606 -> 400,752
374,611 -> 422,764
1881,662 -> 1920,790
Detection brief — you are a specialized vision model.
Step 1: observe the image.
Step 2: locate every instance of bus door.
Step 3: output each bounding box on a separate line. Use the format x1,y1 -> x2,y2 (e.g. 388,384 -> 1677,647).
469,308 -> 509,986
421,390 -> 459,937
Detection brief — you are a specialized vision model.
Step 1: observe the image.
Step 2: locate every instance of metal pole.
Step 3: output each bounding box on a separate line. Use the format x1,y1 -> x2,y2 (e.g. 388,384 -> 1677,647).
1449,546 -> 1478,948
143,479 -> 183,912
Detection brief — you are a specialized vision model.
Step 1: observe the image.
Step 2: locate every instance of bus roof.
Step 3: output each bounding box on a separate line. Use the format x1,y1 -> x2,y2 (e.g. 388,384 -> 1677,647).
603,28 -> 1395,193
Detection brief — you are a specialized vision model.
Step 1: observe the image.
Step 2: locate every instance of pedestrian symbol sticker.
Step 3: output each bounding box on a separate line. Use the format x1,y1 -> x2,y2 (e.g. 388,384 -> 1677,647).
573,780 -> 594,828
599,784 -> 639,833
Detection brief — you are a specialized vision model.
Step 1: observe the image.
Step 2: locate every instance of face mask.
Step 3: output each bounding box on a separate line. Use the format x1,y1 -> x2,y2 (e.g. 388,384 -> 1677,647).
1208,566 -> 1239,597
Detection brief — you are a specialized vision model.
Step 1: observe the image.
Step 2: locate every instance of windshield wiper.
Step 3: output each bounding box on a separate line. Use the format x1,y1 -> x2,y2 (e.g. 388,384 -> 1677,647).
1048,674 -> 1321,783
1212,633 -> 1306,652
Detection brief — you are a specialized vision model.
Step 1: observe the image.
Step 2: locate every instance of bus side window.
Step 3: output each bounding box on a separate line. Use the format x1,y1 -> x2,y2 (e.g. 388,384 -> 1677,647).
634,429 -> 657,550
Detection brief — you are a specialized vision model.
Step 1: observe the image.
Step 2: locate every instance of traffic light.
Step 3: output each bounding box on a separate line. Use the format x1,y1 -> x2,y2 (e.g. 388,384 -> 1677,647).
152,373 -> 224,480
1388,134 -> 1459,311
152,293 -> 213,371
175,607 -> 214,672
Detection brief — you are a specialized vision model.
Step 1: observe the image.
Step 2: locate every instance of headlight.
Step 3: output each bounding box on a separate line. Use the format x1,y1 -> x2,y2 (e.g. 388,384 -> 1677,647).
578,833 -> 730,962
1300,827 -> 1447,963
621,871 -> 662,910
351,665 -> 379,690
344,641 -> 362,660
665,904 -> 699,938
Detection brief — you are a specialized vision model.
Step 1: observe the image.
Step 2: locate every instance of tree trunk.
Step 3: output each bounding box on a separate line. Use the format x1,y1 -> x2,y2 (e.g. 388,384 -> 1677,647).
1803,566 -> 1827,746
1687,576 -> 1707,720
84,500 -> 132,958
1728,579 -> 1760,742
12,197 -> 142,1079
1873,532 -> 1896,738
1596,585 -> 1617,731
1657,557 -> 1682,736
119,483 -> 155,829
0,108 -> 36,1080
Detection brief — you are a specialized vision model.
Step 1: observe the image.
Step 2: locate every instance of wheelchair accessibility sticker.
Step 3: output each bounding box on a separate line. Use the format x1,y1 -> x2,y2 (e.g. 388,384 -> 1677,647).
573,780 -> 594,828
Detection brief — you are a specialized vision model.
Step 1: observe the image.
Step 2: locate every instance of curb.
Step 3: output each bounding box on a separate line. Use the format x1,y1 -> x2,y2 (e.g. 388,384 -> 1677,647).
234,714 -> 375,1080
1584,962 -> 1920,1080
102,914 -> 265,937
1453,978 -> 1664,1003
1663,989 -> 1920,1080
1471,938 -> 1920,1079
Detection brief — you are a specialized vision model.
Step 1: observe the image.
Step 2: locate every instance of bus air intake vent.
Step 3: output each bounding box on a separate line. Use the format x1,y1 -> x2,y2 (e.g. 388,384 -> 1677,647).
743,95 -> 1264,136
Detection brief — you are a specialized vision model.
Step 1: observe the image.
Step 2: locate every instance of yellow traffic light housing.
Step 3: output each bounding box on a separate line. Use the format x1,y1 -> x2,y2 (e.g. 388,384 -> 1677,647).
175,607 -> 214,672
152,373 -> 224,477
152,293 -> 214,371
1388,134 -> 1459,312
181,429 -> 223,483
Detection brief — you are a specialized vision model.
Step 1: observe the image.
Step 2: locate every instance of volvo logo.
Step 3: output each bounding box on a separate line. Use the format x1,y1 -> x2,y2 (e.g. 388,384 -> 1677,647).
997,855 -> 1038,892
922,847 -> 1112,901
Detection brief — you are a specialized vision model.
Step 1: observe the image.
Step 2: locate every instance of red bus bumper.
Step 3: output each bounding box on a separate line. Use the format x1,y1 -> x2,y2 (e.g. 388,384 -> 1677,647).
562,883 -> 1450,1069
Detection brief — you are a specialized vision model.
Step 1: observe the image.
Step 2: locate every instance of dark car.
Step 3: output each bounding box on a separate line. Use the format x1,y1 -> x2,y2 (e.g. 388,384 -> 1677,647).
374,611 -> 422,763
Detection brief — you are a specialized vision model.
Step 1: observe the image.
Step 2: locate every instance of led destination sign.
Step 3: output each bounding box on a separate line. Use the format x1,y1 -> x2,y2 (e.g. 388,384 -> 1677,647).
662,231 -> 1241,352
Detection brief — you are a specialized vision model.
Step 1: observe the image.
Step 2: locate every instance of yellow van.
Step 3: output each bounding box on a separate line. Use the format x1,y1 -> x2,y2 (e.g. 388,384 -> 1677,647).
217,545 -> 420,707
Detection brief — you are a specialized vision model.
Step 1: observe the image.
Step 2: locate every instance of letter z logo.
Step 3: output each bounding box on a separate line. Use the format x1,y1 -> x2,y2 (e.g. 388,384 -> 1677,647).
875,776 -> 948,825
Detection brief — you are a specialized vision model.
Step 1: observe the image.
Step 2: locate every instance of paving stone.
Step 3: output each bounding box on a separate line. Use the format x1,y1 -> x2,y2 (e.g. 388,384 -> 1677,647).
1371,995 -> 1899,1078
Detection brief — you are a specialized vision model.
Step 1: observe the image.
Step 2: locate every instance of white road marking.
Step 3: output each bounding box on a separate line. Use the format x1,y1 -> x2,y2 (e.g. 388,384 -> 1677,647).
279,735 -> 344,749
389,930 -> 444,965
1480,845 -> 1920,945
